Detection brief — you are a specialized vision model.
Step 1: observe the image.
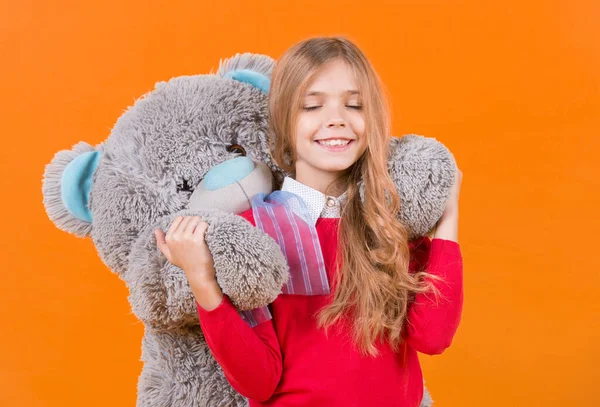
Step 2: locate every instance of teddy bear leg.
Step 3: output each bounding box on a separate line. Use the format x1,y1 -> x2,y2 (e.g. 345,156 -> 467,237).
420,379 -> 434,407
135,326 -> 248,407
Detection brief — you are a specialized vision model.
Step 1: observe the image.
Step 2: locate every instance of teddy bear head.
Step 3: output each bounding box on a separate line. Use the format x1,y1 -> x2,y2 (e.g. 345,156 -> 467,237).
42,53 -> 284,278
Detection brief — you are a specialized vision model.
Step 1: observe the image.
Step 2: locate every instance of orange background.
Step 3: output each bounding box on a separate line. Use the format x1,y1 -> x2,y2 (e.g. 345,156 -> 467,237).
1,1 -> 598,406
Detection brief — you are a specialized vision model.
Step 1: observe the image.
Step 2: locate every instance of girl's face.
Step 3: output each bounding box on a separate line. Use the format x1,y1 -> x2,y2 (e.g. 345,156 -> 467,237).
293,59 -> 367,187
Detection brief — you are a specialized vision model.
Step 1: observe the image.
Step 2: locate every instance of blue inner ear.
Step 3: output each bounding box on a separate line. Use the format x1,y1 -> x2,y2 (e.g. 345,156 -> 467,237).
223,69 -> 270,93
61,150 -> 101,223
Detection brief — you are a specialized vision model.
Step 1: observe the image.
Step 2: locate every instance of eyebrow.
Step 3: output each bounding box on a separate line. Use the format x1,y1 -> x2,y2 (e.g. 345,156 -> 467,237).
304,90 -> 360,97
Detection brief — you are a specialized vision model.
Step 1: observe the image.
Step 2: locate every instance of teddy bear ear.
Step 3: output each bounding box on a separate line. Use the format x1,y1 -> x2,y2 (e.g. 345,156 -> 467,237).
223,69 -> 270,92
42,141 -> 102,237
215,52 -> 275,93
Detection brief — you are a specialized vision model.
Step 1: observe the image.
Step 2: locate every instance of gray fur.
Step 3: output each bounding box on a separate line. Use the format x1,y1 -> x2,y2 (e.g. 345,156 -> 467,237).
126,208 -> 288,332
214,53 -> 275,78
422,379 -> 434,405
41,52 -> 454,406
389,134 -> 457,239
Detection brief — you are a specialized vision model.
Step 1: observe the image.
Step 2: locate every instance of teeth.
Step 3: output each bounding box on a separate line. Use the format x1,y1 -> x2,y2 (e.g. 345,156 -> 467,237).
318,139 -> 350,146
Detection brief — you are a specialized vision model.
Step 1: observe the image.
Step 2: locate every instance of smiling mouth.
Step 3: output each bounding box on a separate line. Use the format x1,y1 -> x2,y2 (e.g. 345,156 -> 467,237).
315,139 -> 353,146
315,139 -> 354,151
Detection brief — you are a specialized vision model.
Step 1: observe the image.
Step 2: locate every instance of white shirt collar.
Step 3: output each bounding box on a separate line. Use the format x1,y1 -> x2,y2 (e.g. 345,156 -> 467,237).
281,176 -> 347,226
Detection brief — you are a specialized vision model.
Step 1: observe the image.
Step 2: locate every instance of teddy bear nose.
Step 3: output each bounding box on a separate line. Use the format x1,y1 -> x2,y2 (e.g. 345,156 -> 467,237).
203,156 -> 255,190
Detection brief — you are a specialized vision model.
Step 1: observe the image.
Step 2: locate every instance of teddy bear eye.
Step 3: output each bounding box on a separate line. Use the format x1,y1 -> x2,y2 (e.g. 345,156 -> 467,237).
177,179 -> 193,193
227,143 -> 246,156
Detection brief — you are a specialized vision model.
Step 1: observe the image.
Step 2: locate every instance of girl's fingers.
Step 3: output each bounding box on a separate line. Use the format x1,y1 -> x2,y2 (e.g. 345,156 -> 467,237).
166,216 -> 184,240
183,216 -> 202,236
164,216 -> 209,244
154,229 -> 171,260
192,222 -> 208,245
155,228 -> 166,245
194,222 -> 208,240
174,216 -> 193,238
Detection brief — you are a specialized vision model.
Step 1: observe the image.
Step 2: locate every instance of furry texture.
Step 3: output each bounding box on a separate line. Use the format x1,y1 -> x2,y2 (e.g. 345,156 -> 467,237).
41,52 -> 456,406
127,208 -> 289,331
389,134 -> 457,239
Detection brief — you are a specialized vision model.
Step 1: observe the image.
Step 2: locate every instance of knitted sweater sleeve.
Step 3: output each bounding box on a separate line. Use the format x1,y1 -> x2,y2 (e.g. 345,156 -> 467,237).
197,296 -> 281,402
403,237 -> 464,355
196,208 -> 282,402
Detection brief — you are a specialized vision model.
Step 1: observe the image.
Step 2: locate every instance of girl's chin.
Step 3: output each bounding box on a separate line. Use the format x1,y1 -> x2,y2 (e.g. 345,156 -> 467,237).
312,162 -> 355,173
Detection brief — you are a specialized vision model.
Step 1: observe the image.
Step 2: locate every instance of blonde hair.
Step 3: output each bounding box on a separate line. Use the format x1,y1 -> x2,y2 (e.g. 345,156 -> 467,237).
269,36 -> 443,357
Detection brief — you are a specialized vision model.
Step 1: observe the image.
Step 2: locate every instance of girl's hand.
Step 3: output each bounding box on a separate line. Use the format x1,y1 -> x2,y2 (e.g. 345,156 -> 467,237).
441,165 -> 462,219
434,165 -> 462,242
154,216 -> 216,284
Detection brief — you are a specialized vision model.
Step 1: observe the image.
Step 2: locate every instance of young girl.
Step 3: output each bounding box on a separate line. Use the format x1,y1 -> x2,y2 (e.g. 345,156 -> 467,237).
155,36 -> 463,407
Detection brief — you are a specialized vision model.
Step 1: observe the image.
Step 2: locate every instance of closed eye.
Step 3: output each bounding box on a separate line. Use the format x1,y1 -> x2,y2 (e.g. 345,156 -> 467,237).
302,105 -> 362,111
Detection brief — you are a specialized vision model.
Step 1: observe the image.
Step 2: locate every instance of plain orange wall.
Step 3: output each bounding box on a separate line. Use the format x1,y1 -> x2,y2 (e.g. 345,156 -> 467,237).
1,1 -> 598,406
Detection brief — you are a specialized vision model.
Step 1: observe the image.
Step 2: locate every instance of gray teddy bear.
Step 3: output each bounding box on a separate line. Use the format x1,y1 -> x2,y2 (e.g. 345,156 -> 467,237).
41,53 -> 456,407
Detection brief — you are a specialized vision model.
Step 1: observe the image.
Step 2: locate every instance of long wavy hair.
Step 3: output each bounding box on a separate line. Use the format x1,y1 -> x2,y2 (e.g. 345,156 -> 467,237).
268,36 -> 443,357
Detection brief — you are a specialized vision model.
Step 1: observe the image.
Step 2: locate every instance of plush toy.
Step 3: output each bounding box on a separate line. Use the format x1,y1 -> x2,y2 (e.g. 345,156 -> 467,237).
41,53 -> 455,407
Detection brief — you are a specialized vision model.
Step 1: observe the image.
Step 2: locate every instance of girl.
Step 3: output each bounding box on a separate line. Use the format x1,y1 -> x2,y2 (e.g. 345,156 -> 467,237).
155,36 -> 463,407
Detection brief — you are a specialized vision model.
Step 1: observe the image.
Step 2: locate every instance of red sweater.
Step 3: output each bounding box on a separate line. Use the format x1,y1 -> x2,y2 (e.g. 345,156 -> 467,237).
197,208 -> 463,407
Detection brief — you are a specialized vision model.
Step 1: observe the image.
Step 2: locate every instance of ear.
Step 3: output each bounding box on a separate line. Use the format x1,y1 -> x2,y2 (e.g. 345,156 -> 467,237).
387,134 -> 457,239
223,69 -> 270,92
42,141 -> 102,237
216,52 -> 275,93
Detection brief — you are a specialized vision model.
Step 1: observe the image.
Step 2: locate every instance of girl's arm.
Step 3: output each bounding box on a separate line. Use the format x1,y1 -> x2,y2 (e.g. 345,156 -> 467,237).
155,217 -> 282,402
403,209 -> 464,356
197,289 -> 282,402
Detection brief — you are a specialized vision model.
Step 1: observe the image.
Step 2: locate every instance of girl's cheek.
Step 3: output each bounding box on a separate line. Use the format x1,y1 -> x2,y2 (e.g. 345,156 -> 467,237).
352,117 -> 366,136
297,120 -> 317,139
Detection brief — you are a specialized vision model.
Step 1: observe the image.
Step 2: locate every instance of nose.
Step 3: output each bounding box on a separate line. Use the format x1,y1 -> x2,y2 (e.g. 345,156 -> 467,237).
203,156 -> 255,190
326,117 -> 347,128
